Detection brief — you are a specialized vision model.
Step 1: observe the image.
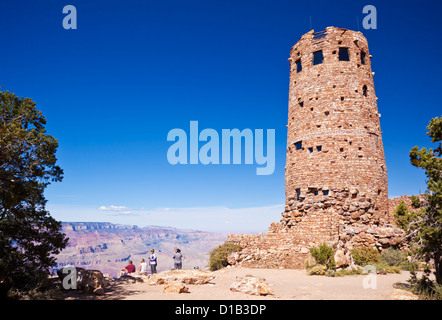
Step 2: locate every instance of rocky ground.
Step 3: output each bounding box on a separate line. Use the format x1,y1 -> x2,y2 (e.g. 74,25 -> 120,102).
63,266 -> 419,300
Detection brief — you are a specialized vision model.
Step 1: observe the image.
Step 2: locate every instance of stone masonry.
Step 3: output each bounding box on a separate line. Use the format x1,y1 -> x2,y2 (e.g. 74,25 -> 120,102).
228,27 -> 405,269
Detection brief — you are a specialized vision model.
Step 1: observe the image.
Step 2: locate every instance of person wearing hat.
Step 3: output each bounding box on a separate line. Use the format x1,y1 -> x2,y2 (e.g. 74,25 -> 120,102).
149,249 -> 158,274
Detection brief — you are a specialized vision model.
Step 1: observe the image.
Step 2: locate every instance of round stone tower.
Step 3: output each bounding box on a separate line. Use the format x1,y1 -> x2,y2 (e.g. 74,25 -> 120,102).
283,27 -> 388,241
227,27 -> 402,269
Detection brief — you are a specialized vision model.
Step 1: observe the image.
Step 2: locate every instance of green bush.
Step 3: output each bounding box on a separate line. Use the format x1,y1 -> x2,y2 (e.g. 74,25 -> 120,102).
310,243 -> 336,270
375,261 -> 401,274
304,258 -> 316,270
307,265 -> 327,276
410,195 -> 421,209
401,260 -> 419,272
351,246 -> 380,266
380,248 -> 404,267
208,242 -> 242,271
432,284 -> 442,300
335,268 -> 363,277
409,272 -> 442,300
325,269 -> 336,277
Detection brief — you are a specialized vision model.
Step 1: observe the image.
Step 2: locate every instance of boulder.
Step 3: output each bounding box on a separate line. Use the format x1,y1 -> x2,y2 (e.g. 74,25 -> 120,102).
227,252 -> 238,265
76,269 -> 105,294
300,247 -> 309,254
93,287 -> 105,295
390,289 -> 419,300
389,237 -> 402,246
334,250 -> 349,268
118,274 -> 145,283
149,269 -> 215,285
230,276 -> 273,296
162,281 -> 189,294
57,267 -> 105,295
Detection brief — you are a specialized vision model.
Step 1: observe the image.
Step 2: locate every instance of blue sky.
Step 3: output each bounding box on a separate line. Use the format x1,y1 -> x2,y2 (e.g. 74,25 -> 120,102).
1,0 -> 441,232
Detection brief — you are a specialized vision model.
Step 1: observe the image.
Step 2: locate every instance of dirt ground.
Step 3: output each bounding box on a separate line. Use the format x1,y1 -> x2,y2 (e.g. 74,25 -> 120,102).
69,267 -> 416,300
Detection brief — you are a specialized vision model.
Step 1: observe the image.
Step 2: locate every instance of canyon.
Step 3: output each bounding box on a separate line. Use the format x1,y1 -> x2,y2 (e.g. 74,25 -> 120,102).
54,222 -> 227,277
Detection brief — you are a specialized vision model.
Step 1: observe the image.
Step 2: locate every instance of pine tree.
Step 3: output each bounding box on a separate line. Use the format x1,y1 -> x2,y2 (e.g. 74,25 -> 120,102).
0,91 -> 68,296
403,116 -> 442,285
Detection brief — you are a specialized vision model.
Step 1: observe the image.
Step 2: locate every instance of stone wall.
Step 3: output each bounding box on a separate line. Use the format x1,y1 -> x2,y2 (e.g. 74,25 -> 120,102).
227,194 -> 425,269
387,194 -> 426,219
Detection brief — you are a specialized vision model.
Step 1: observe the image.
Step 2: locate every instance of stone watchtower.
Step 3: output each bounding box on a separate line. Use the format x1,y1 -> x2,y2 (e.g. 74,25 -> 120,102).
282,27 -> 388,239
228,27 -> 400,269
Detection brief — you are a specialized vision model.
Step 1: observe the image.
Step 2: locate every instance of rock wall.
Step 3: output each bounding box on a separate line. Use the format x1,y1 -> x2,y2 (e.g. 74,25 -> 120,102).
227,194 -> 426,269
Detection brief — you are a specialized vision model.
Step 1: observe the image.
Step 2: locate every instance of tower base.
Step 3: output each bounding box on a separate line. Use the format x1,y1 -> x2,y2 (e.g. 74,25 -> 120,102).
227,189 -> 406,269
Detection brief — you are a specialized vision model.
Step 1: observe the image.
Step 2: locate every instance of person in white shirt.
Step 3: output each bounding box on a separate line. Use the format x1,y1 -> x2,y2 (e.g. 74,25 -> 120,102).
138,258 -> 148,275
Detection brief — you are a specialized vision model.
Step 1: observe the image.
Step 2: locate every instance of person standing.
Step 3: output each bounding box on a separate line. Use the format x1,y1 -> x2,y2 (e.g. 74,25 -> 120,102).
149,249 -> 158,274
173,248 -> 183,270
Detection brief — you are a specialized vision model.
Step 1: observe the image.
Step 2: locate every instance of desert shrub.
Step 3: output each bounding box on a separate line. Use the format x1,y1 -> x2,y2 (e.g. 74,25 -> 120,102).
401,260 -> 419,272
375,261 -> 401,274
351,246 -> 380,266
307,265 -> 327,276
310,243 -> 336,270
433,284 -> 442,300
335,268 -> 363,277
208,242 -> 242,271
304,258 -> 316,270
380,248 -> 404,267
410,195 -> 421,209
325,269 -> 336,277
409,270 -> 442,300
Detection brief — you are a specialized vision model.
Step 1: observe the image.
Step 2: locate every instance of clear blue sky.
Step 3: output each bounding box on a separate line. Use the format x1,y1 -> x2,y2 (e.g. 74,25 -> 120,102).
1,0 -> 440,232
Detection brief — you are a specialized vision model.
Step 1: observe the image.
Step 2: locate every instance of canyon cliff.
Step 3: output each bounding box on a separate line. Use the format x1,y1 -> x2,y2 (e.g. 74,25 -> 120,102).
54,222 -> 227,277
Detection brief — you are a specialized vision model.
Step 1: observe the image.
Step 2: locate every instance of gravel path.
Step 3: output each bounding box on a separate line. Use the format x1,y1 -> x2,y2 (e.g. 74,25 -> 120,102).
95,267 -> 413,300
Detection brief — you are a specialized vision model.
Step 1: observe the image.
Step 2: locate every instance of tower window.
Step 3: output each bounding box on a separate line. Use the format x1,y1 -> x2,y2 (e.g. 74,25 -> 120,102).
296,59 -> 302,73
361,51 -> 366,65
295,141 -> 302,150
339,48 -> 350,61
308,147 -> 313,153
296,188 -> 301,200
299,101 -> 304,108
314,190 -> 319,196
362,85 -> 368,97
323,190 -> 329,196
313,50 -> 324,65
316,146 -> 322,152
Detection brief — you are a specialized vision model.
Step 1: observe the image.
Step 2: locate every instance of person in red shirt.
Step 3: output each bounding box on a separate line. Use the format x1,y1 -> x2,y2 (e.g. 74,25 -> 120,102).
119,260 -> 136,277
